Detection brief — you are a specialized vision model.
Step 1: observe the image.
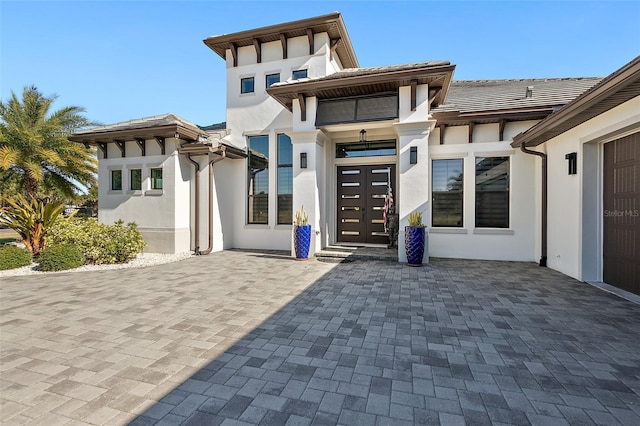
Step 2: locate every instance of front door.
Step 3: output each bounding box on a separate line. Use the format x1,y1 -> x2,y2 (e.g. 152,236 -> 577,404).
603,132 -> 640,295
337,164 -> 395,244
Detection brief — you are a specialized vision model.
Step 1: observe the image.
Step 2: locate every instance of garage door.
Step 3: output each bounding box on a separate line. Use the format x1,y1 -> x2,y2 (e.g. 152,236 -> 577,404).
603,132 -> 640,295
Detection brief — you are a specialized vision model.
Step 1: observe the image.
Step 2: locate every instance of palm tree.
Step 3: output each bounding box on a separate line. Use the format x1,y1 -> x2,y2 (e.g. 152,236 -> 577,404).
0,85 -> 97,200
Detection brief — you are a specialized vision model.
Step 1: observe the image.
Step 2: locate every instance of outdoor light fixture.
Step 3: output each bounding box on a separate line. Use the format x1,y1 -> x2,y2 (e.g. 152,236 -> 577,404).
410,146 -> 418,164
565,152 -> 577,175
300,152 -> 307,169
360,129 -> 367,143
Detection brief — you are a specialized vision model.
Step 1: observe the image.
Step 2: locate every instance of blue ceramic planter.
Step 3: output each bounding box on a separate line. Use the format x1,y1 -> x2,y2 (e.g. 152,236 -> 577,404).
294,225 -> 312,260
405,226 -> 425,266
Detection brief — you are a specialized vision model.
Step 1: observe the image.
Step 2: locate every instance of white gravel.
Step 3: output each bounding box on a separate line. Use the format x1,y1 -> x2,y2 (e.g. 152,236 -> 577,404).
0,252 -> 193,278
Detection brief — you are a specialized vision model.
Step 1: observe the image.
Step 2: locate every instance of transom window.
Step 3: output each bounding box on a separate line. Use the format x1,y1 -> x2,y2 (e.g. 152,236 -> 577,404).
241,77 -> 255,94
432,159 -> 463,227
292,69 -> 307,80
247,135 -> 269,224
336,140 -> 396,158
475,157 -> 509,228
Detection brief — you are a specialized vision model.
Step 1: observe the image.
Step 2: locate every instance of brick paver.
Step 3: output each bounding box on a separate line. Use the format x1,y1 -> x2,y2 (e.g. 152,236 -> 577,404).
1,251 -> 639,425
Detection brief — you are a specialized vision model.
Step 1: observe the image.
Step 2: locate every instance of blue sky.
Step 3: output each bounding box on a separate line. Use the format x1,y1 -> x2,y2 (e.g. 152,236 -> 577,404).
2,1 -> 638,127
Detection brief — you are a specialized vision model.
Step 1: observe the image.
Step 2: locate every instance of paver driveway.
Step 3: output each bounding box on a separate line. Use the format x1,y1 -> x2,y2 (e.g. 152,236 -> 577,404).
1,251 -> 639,425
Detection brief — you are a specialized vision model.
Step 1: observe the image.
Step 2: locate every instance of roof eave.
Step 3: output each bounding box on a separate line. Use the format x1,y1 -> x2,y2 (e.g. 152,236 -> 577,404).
68,124 -> 204,143
512,56 -> 640,148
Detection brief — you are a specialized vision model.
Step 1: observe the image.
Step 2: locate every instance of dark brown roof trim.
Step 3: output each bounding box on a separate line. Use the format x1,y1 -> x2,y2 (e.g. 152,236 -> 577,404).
68,124 -> 201,143
433,106 -> 556,126
178,142 -> 247,159
267,64 -> 455,110
203,12 -> 358,69
512,56 -> 640,147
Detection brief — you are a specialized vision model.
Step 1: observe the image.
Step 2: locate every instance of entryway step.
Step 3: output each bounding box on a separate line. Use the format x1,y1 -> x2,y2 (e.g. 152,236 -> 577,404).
315,245 -> 398,262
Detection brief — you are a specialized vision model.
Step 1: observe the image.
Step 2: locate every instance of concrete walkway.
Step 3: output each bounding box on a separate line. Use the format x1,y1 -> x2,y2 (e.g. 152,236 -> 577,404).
1,251 -> 639,425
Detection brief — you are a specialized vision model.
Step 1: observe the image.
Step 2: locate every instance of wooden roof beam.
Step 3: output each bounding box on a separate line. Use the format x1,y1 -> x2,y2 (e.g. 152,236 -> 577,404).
410,80 -> 417,111
468,122 -> 475,143
307,29 -> 314,55
297,94 -> 306,122
439,125 -> 445,145
114,139 -> 126,157
329,38 -> 340,61
135,138 -> 146,156
230,42 -> 238,67
280,33 -> 287,59
253,38 -> 261,63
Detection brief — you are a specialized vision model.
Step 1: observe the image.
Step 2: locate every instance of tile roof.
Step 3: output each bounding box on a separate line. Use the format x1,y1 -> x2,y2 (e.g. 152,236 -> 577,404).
433,77 -> 603,114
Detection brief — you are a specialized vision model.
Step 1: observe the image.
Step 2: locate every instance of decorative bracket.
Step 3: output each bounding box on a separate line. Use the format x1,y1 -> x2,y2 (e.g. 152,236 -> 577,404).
253,39 -> 261,63
329,38 -> 340,61
154,136 -> 166,155
230,42 -> 238,67
97,142 -> 108,159
307,29 -> 314,55
499,119 -> 507,141
114,139 -> 126,157
280,34 -> 287,59
468,122 -> 475,144
439,125 -> 445,145
135,138 -> 146,156
410,80 -> 418,111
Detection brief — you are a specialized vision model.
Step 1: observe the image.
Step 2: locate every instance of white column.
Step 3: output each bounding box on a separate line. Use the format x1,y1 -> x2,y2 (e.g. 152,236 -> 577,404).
394,121 -> 435,263
290,129 -> 326,257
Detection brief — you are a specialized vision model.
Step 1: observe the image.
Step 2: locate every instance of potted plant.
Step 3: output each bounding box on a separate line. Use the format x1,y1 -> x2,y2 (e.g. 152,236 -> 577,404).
293,205 -> 311,260
405,210 -> 425,266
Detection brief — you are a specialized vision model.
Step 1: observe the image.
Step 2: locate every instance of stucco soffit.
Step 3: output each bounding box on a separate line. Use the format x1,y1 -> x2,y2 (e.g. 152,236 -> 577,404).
393,120 -> 436,136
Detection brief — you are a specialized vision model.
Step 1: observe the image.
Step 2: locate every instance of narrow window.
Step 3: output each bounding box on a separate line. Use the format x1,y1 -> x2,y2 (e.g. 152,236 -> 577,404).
248,135 -> 269,224
475,157 -> 509,228
130,169 -> 142,191
292,69 -> 307,80
432,159 -> 463,227
241,77 -> 255,94
150,168 -> 163,190
111,169 -> 122,191
277,134 -> 293,224
266,73 -> 280,88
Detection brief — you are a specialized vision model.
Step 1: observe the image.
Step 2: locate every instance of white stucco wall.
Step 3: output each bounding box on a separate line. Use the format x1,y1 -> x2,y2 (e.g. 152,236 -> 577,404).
97,138 -> 191,253
540,96 -> 640,281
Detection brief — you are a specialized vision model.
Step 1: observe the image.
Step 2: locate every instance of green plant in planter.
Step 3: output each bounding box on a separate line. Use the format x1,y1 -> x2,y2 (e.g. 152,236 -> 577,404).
408,211 -> 424,227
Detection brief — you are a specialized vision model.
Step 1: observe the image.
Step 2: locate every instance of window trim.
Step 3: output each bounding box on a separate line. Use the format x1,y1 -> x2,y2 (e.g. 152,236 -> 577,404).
149,167 -> 163,190
109,168 -> 122,192
276,133 -> 293,225
474,156 -> 510,229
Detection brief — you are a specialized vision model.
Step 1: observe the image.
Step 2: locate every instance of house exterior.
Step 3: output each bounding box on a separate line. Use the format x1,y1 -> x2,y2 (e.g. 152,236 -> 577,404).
69,13 -> 639,298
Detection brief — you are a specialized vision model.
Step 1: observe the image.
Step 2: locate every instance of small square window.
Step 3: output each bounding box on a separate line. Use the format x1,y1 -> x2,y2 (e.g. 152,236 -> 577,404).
266,73 -> 280,88
292,69 -> 307,80
111,170 -> 122,191
130,169 -> 142,191
150,168 -> 163,190
241,77 -> 254,94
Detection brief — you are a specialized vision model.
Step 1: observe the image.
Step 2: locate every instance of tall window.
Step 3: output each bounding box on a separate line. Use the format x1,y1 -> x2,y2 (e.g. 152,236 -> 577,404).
432,159 -> 463,227
475,157 -> 509,228
241,77 -> 254,94
248,135 -> 269,224
292,69 -> 307,80
111,170 -> 122,191
266,73 -> 280,88
130,169 -> 142,191
277,134 -> 293,224
150,168 -> 163,190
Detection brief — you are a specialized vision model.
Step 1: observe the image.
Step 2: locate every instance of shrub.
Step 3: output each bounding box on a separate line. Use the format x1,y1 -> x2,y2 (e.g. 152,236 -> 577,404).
0,245 -> 32,270
38,244 -> 85,272
48,218 -> 146,264
0,196 -> 65,256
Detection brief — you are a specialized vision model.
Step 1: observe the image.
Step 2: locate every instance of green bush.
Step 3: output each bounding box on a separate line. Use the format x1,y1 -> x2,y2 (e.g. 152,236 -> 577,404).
38,244 -> 85,272
0,245 -> 32,270
48,218 -> 146,264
